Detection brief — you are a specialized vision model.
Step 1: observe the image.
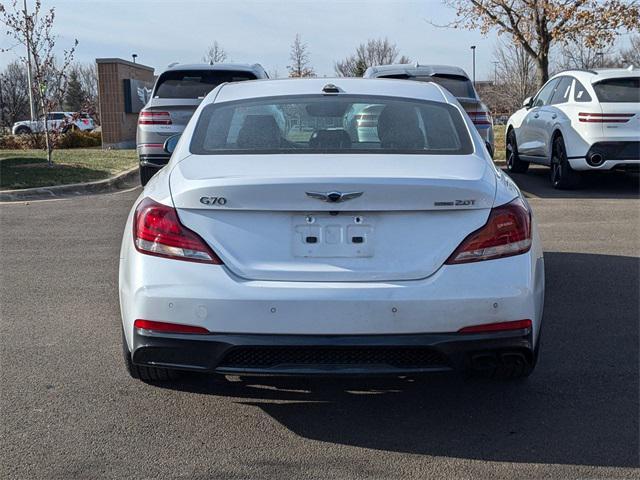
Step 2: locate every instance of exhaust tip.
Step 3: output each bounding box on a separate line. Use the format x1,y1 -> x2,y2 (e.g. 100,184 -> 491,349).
587,152 -> 604,166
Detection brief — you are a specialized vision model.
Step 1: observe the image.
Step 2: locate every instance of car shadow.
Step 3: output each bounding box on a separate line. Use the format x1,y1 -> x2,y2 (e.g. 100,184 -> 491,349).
155,252 -> 639,467
505,165 -> 640,199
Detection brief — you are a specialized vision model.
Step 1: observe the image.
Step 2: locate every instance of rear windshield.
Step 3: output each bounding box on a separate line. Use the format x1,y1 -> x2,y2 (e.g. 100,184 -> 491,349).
154,70 -> 257,99
380,74 -> 476,98
593,77 -> 640,103
190,95 -> 473,155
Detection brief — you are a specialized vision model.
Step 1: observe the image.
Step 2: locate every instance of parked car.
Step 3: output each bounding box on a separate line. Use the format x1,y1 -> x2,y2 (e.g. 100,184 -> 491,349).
136,63 -> 268,185
364,64 -> 495,155
120,78 -> 544,383
506,67 -> 640,189
12,112 -> 95,134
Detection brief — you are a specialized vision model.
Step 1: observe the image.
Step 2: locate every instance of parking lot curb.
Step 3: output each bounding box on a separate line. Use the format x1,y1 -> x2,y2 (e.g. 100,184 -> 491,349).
0,166 -> 139,202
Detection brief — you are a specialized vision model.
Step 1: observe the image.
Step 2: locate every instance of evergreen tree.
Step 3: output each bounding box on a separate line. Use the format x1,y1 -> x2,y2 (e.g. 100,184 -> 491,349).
64,70 -> 84,112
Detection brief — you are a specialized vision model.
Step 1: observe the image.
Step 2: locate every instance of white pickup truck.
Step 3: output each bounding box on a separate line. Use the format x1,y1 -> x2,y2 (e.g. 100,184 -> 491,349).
12,112 -> 95,134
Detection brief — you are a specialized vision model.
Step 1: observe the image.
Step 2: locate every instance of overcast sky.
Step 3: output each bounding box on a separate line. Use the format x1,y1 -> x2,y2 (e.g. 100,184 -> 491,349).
0,0 -> 632,80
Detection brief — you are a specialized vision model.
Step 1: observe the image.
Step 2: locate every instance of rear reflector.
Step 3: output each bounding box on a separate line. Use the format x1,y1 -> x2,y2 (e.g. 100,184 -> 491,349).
134,319 -> 209,334
134,197 -> 223,264
578,112 -> 634,123
446,197 -> 531,264
458,319 -> 532,334
138,111 -> 172,125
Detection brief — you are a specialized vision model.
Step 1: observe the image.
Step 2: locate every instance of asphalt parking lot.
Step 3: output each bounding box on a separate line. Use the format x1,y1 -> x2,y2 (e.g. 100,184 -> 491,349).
1,168 -> 638,479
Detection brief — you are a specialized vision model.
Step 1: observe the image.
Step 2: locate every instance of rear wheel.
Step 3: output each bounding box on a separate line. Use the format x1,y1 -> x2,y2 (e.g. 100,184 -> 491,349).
550,136 -> 581,189
506,129 -> 529,173
14,126 -> 31,135
139,165 -> 156,186
122,330 -> 180,382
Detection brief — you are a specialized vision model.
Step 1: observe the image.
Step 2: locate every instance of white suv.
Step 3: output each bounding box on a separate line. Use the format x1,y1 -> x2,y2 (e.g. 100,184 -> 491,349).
506,67 -> 639,189
12,112 -> 95,135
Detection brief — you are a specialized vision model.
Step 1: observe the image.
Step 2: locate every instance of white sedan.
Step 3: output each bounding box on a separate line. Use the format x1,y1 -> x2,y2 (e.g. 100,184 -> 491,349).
119,78 -> 544,382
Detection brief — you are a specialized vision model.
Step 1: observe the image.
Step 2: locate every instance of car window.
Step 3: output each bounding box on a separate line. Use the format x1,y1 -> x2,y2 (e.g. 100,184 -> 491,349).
593,77 -> 640,103
532,79 -> 560,107
190,95 -> 474,155
379,74 -> 476,98
574,80 -> 592,102
47,113 -> 65,120
154,70 -> 258,99
550,77 -> 573,105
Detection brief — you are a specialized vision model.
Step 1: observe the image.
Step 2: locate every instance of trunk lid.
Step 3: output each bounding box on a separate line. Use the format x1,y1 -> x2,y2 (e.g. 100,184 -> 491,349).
170,154 -> 497,282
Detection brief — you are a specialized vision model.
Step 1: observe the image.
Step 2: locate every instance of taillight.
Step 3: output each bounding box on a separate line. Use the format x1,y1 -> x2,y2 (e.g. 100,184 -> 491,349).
138,111 -> 172,125
468,111 -> 492,126
133,197 -> 223,264
446,197 -> 531,264
578,112 -> 634,123
134,319 -> 209,334
458,319 -> 532,334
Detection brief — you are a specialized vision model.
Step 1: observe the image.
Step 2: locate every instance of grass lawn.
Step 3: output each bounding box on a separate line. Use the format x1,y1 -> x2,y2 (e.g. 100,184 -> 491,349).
0,149 -> 137,190
493,126 -> 506,162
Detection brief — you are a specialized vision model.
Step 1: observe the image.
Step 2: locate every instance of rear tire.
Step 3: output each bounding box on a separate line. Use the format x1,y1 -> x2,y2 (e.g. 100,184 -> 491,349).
122,330 -> 180,382
550,136 -> 581,189
139,165 -> 156,186
14,126 -> 31,135
506,129 -> 529,173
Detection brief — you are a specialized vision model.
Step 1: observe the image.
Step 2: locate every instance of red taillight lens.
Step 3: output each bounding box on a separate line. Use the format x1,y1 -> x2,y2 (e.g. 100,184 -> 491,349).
138,111 -> 172,125
133,197 -> 223,264
134,319 -> 209,334
458,319 -> 532,334
446,197 -> 531,265
578,112 -> 634,123
468,111 -> 492,126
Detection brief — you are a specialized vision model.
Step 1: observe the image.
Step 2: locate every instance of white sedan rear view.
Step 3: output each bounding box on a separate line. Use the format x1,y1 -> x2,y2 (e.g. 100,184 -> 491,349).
119,78 -> 544,382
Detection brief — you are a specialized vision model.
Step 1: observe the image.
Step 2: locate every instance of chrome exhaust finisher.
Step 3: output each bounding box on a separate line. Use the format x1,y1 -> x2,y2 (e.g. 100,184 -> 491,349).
587,152 -> 604,166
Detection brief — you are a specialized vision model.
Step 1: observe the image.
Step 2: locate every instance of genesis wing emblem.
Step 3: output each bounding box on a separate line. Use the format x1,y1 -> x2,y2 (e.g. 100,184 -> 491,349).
305,191 -> 363,203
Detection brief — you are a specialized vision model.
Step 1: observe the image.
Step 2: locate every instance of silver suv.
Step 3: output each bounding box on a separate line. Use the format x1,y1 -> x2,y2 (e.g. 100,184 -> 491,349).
137,63 -> 268,184
364,64 -> 494,156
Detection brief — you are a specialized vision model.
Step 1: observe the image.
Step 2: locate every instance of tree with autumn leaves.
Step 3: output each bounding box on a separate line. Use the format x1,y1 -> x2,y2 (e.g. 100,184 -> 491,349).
442,0 -> 640,88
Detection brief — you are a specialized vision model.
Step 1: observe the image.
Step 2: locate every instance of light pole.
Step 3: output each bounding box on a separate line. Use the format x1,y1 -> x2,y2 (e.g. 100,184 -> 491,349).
132,53 -> 138,64
470,45 -> 476,87
23,0 -> 36,121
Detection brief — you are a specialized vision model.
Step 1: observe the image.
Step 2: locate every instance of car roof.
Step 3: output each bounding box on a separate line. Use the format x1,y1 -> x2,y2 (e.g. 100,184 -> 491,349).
162,62 -> 267,76
210,77 -> 452,104
364,64 -> 471,80
552,66 -> 640,83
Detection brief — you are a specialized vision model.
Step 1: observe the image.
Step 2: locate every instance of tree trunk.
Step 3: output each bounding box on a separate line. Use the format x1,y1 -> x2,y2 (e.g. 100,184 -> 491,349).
535,46 -> 550,89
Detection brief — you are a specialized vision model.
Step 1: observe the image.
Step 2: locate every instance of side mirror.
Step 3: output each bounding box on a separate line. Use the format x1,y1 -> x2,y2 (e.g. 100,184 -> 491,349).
522,96 -> 533,109
163,134 -> 181,154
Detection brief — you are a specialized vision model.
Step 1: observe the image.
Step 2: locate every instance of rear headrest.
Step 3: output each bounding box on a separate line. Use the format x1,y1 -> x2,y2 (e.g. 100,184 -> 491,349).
237,115 -> 281,149
377,104 -> 425,150
308,129 -> 352,150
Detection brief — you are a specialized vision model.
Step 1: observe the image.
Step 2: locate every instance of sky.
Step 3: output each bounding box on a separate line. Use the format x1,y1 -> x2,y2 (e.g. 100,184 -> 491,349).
0,0 -> 633,80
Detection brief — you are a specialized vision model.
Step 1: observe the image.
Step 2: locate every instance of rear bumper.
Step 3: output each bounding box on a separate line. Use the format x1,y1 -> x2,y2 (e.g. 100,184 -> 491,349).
569,141 -> 640,171
131,328 -> 534,375
139,154 -> 170,168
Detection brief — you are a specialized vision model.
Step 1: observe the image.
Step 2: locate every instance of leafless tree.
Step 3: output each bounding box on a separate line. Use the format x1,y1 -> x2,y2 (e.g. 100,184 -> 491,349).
440,0 -> 640,88
335,38 -> 410,77
288,34 -> 315,77
481,40 -> 537,115
557,36 -> 619,70
618,34 -> 640,66
1,0 -> 77,166
71,62 -> 99,122
0,60 -> 30,128
202,41 -> 228,64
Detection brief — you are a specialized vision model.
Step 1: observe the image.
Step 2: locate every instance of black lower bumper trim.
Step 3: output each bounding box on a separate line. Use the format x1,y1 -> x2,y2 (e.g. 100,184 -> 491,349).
132,329 -> 534,376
